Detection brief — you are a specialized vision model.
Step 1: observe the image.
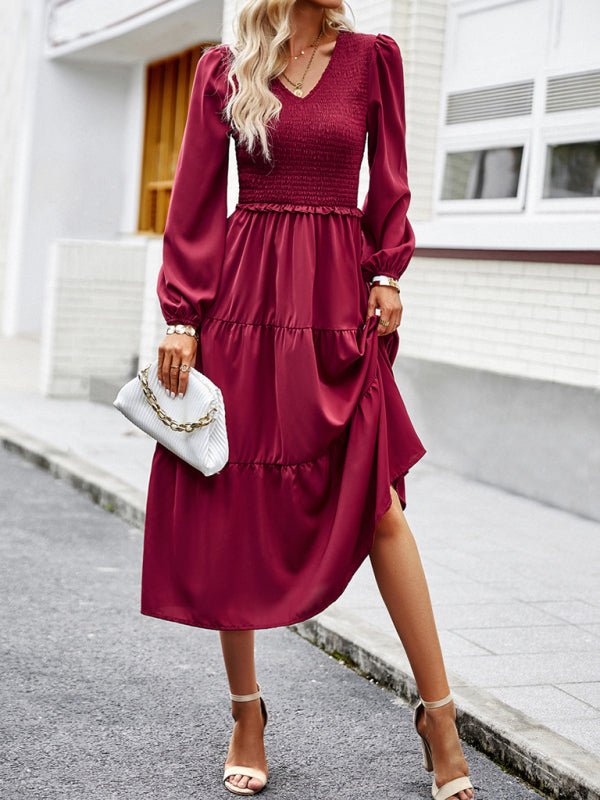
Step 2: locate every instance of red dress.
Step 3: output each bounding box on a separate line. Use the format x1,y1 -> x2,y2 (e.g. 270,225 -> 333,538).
141,29 -> 427,630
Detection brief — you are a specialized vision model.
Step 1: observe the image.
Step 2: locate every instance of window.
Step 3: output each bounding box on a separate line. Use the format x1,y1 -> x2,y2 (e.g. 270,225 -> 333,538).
442,146 -> 524,200
138,42 -> 218,234
437,1 -> 600,218
543,139 -> 600,198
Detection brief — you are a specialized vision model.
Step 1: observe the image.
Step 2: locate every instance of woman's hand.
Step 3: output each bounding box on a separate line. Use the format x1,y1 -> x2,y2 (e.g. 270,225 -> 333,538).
366,285 -> 403,336
157,333 -> 197,397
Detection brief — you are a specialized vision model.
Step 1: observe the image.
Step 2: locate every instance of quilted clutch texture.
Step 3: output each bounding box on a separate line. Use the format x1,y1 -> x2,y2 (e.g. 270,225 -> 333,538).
113,360 -> 228,476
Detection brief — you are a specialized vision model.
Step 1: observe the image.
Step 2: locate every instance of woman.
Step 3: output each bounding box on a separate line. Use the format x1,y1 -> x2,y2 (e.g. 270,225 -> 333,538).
141,1 -> 474,798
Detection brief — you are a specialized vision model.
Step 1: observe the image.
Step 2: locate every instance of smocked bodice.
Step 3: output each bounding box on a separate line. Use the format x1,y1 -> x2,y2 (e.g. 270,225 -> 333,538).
156,29 -> 415,330
233,30 -> 374,208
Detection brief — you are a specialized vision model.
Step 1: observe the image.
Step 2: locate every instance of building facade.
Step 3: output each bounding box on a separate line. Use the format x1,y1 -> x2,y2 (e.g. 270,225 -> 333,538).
1,0 -> 599,518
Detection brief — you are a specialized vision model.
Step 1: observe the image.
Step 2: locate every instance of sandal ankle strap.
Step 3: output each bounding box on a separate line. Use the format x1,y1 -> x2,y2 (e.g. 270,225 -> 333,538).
230,681 -> 261,702
420,691 -> 453,709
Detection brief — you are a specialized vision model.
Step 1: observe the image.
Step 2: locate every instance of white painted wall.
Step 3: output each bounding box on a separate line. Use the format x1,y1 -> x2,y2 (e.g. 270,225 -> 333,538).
0,1 -> 33,329
4,57 -> 133,336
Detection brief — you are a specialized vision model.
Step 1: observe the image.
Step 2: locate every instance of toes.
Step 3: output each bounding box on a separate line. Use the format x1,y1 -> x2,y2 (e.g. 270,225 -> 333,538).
226,772 -> 265,791
226,773 -> 264,792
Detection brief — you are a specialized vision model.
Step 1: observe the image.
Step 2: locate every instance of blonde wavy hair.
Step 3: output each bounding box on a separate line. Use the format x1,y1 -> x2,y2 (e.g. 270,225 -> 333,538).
213,1 -> 357,163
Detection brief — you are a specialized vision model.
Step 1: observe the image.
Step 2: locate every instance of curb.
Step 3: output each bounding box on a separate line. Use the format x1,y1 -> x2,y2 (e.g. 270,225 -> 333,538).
0,421 -> 146,528
291,611 -> 600,800
2,419 -> 599,800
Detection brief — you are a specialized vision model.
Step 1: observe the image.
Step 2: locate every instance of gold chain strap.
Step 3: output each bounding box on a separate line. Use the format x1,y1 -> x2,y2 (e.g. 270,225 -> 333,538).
138,365 -> 217,432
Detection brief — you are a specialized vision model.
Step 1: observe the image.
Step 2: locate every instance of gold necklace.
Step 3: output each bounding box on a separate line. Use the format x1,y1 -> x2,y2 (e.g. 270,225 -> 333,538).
281,29 -> 325,97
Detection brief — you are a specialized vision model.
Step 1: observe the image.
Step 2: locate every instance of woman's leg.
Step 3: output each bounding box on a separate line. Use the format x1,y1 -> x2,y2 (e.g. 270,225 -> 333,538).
369,486 -> 474,800
219,630 -> 268,792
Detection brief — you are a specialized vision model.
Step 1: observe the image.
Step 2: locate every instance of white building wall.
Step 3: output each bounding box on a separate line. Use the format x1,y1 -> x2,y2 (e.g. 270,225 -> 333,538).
47,0 -> 175,44
3,0 -> 224,339
41,239 -> 147,396
4,56 -> 134,337
0,2 -> 31,325
400,0 -> 448,222
398,258 -> 600,388
401,0 -> 600,390
4,0 -> 600,393
0,0 -> 37,330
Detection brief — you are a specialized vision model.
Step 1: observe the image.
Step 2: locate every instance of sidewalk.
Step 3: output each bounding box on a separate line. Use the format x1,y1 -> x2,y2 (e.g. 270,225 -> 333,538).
2,334 -> 600,800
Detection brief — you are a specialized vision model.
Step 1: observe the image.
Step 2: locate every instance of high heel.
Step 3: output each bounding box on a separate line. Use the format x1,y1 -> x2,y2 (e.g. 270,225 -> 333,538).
223,681 -> 268,796
412,691 -> 474,800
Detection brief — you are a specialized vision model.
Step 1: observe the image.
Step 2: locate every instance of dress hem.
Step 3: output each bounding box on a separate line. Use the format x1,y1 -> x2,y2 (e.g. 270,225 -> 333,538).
139,453 -> 425,632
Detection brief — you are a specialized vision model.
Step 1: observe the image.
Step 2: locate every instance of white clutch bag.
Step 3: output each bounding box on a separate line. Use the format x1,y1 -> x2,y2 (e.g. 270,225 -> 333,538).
113,360 -> 228,476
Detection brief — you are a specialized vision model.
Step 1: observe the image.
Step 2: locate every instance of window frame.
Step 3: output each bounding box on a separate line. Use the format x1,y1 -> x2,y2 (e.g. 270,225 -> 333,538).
533,121 -> 600,214
434,128 -> 532,215
434,0 -> 600,227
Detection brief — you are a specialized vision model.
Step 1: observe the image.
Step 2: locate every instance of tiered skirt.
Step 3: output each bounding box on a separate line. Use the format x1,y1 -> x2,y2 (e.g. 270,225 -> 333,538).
141,203 -> 427,630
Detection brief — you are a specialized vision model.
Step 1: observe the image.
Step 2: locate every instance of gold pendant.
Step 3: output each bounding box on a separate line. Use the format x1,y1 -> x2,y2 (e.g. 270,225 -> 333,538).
294,86 -> 303,97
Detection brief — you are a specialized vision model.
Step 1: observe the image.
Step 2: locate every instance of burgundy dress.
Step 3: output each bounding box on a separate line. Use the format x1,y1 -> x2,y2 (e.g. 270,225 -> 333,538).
141,29 -> 427,631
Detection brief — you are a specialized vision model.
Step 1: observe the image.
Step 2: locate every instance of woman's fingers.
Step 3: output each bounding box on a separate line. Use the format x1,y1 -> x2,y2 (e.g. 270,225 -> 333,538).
168,359 -> 181,396
160,348 -> 172,389
370,286 -> 402,336
171,350 -> 194,397
157,334 -> 197,397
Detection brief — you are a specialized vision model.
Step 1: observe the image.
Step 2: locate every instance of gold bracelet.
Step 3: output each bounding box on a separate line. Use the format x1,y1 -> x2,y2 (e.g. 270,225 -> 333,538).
370,275 -> 400,292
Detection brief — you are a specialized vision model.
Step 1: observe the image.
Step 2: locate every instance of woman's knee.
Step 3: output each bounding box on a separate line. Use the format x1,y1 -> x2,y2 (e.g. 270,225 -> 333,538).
373,487 -> 408,541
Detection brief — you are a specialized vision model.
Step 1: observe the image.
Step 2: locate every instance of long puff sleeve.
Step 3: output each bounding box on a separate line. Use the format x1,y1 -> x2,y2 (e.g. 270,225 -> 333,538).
157,45 -> 231,328
360,33 -> 415,282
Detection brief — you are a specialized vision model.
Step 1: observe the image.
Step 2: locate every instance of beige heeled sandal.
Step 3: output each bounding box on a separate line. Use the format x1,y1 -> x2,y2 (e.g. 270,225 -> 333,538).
223,682 -> 269,796
413,691 -> 474,800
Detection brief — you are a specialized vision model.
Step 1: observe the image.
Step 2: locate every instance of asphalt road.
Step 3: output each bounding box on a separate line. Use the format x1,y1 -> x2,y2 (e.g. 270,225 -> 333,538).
0,445 -> 545,800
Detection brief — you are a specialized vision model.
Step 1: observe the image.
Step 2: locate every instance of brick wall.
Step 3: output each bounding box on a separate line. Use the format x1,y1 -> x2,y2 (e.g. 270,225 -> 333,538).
41,239 -> 147,397
399,258 -> 600,388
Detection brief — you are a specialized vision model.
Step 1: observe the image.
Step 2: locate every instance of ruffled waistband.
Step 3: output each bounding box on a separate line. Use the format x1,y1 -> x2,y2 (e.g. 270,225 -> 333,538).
235,201 -> 364,217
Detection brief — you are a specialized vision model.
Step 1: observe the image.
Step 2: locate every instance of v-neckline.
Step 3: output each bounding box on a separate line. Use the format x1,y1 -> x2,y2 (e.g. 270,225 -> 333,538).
274,29 -> 346,102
